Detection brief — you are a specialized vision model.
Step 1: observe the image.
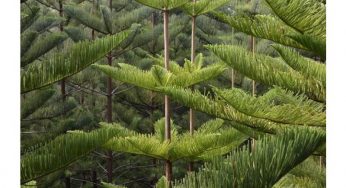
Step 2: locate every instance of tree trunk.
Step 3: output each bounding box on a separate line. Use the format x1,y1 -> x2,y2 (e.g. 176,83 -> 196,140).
59,0 -> 66,102
251,36 -> 256,97
65,177 -> 71,188
231,69 -> 235,88
106,53 -> 113,183
106,0 -> 114,182
250,35 -> 256,150
188,14 -> 197,172
189,16 -> 196,136
163,9 -> 172,187
92,170 -> 98,188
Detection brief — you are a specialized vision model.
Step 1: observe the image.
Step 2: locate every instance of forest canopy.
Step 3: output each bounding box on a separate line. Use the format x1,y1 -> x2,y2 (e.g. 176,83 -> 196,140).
20,0 -> 326,187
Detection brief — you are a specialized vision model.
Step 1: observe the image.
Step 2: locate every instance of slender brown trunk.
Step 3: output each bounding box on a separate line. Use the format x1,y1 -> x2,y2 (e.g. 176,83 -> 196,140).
163,9 -> 172,187
319,156 -> 325,171
65,177 -> 71,188
59,1 -> 64,32
188,163 -> 193,172
151,12 -> 157,53
91,0 -> 96,40
251,36 -> 256,97
230,24 -> 235,89
107,150 -> 113,182
189,16 -> 196,136
106,53 -> 113,183
250,36 -> 256,150
188,14 -> 197,172
106,54 -> 113,123
109,0 -> 113,10
106,0 -> 114,182
231,69 -> 235,88
165,160 -> 172,187
59,0 -> 66,102
92,170 -> 98,188
80,93 -> 84,105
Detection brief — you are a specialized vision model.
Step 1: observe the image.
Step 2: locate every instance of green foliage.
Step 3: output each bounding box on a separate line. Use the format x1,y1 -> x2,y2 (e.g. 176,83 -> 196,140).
21,31 -> 129,93
92,57 -> 226,91
274,157 -> 325,188
64,26 -> 90,42
21,31 -> 38,57
21,32 -> 68,67
103,118 -> 247,161
156,176 -> 169,188
265,0 -> 325,38
101,182 -> 127,188
273,44 -> 326,86
182,0 -> 229,17
21,89 -> 55,119
160,86 -> 287,134
210,12 -> 304,49
30,16 -> 65,33
206,44 -> 325,102
64,4 -> 108,34
174,127 -> 325,188
21,124 -> 132,183
21,7 -> 40,33
135,0 -> 190,10
214,87 -> 325,126
101,6 -> 113,34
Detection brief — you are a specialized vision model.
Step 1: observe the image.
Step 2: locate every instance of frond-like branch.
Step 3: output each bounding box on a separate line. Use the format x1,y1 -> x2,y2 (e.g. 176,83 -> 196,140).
214,87 -> 325,126
21,31 -> 38,57
273,44 -> 326,87
210,12 -> 303,49
21,32 -> 68,67
92,59 -> 226,90
159,86 -> 288,134
21,7 -> 40,33
182,0 -> 229,17
103,119 -> 247,161
64,4 -> 108,34
265,0 -> 326,38
21,124 -> 132,183
21,89 -> 55,119
206,44 -> 325,102
64,26 -> 90,42
135,0 -> 190,10
30,16 -> 65,33
174,127 -> 325,188
21,31 -> 129,93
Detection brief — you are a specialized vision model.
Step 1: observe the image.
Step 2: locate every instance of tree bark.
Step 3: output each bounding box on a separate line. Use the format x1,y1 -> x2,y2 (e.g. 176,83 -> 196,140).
106,54 -> 113,183
251,36 -> 256,97
106,0 -> 114,182
189,16 -> 196,136
163,9 -> 172,187
250,35 -> 256,150
92,170 -> 98,188
188,14 -> 197,172
59,0 -> 66,102
65,177 -> 71,188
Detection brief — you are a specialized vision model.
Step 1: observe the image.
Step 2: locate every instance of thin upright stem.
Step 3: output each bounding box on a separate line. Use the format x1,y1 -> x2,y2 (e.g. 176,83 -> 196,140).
251,36 -> 256,97
59,0 -> 66,102
188,14 -> 197,172
163,9 -> 172,187
106,0 -> 114,183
